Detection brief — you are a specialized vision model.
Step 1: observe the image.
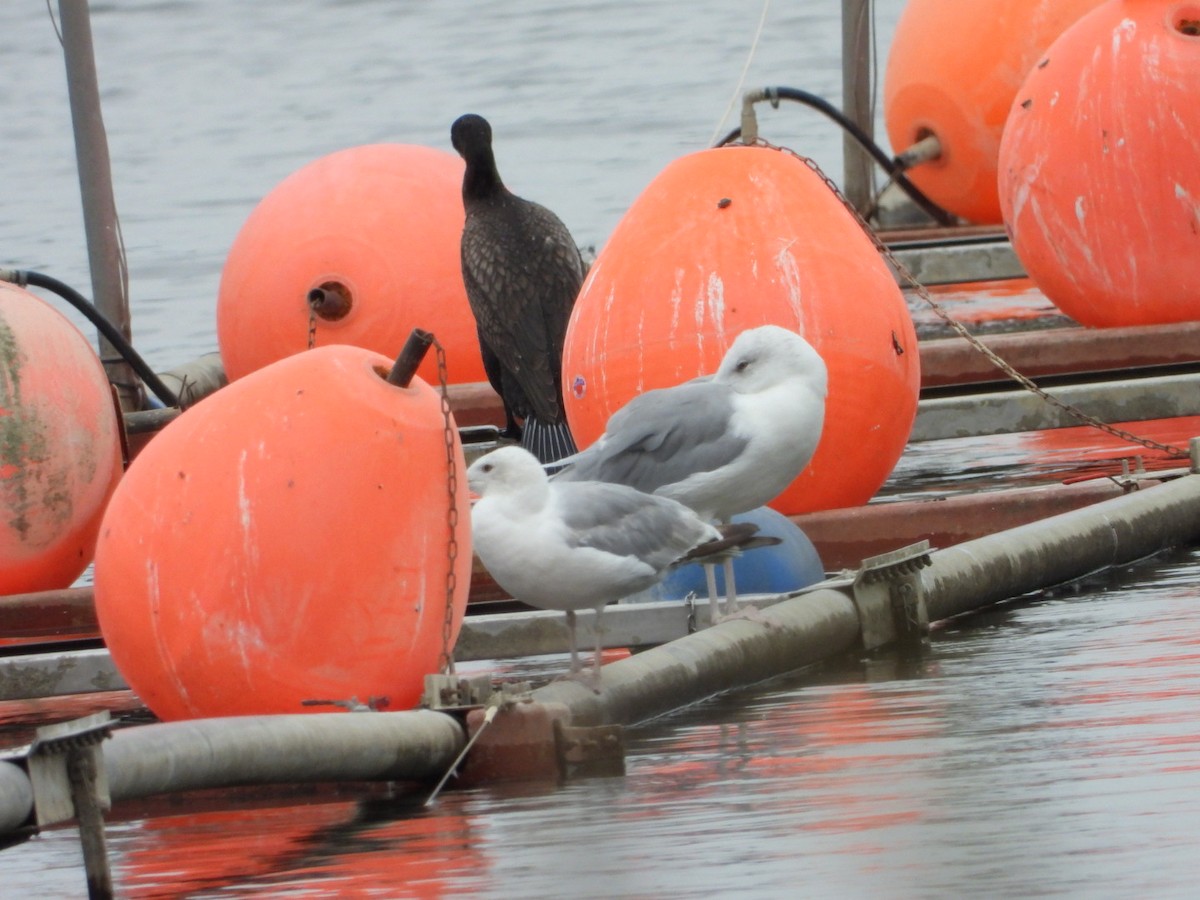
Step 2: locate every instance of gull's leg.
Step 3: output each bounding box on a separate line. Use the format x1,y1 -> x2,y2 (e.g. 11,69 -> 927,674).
565,609 -> 582,673
705,563 -> 721,626
591,605 -> 606,687
723,556 -> 739,616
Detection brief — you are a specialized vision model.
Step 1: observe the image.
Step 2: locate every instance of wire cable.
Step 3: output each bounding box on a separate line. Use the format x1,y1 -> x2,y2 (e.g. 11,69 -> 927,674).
1,268 -> 179,408
714,85 -> 956,225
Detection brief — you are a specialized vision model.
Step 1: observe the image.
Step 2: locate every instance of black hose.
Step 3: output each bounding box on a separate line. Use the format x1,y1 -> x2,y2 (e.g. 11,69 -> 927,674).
3,269 -> 179,408
715,86 -> 957,226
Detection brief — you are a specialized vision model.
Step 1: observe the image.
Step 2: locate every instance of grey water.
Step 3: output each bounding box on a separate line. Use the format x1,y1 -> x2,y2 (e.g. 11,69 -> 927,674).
3,1 -> 1200,896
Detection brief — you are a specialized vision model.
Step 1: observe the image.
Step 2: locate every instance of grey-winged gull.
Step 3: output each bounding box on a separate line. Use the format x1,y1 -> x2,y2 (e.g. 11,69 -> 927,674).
451,113 -> 583,465
467,445 -> 767,686
555,324 -> 828,619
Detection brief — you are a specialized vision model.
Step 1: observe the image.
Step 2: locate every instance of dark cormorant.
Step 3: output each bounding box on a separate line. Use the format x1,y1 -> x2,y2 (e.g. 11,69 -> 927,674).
451,113 -> 583,465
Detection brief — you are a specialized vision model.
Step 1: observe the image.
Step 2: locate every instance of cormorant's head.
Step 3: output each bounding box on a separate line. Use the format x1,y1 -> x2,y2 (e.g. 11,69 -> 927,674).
451,114 -> 492,159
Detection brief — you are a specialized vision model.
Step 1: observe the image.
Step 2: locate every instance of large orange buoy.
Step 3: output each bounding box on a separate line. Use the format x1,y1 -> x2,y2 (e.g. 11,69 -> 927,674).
884,0 -> 1105,224
562,145 -> 919,515
998,0 -> 1200,327
217,144 -> 484,386
0,283 -> 123,594
93,344 -> 472,720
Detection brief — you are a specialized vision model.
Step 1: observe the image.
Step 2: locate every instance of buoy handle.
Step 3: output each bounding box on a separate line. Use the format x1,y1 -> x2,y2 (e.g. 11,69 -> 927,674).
387,329 -> 435,387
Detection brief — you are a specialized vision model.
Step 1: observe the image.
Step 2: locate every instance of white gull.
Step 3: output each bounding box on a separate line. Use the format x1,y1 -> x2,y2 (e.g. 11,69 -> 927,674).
554,324 -> 828,618
467,445 -> 760,685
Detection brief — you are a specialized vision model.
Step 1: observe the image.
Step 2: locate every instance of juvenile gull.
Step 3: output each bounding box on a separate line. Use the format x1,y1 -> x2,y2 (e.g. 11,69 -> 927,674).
555,324 -> 828,618
467,446 -> 764,685
451,113 -> 583,465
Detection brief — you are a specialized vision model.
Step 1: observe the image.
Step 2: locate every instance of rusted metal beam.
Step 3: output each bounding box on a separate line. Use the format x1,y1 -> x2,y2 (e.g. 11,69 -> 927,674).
920,321 -> 1200,389
0,589 -> 97,646
1,477 -> 1155,648
792,478 -> 1151,572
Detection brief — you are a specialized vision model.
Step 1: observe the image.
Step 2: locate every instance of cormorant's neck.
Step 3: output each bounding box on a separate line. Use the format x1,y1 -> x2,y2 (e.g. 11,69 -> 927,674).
462,147 -> 508,202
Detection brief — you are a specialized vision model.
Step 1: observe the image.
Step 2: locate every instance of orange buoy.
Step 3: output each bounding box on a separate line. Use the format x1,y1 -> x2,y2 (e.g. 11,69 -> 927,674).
561,145 -> 919,516
217,144 -> 484,386
883,0 -> 1105,224
0,283 -> 123,594
93,344 -> 471,720
998,1 -> 1200,327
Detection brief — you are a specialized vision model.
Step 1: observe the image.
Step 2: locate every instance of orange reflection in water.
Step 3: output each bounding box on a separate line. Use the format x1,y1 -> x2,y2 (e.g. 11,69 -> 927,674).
111,789 -> 489,898
626,681 -> 943,839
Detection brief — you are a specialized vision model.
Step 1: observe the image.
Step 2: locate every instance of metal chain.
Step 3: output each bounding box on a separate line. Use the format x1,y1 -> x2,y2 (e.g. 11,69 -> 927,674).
749,138 -> 1189,459
307,305 -> 318,350
433,337 -> 460,676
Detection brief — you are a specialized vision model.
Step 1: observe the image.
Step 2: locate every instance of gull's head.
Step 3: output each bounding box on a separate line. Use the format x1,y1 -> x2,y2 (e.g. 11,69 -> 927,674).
466,446 -> 548,497
714,325 -> 828,397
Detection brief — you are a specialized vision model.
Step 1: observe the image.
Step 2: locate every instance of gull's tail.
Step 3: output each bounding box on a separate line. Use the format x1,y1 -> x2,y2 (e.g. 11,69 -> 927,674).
674,522 -> 782,566
521,414 -> 578,469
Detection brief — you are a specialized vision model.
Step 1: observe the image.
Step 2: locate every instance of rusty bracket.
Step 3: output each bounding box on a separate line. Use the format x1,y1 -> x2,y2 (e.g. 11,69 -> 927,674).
421,673 -> 496,712
24,711 -> 114,828
851,540 -> 932,651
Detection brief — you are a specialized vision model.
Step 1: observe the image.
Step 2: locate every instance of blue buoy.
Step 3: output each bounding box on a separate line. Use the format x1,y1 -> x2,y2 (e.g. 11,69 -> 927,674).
633,506 -> 825,602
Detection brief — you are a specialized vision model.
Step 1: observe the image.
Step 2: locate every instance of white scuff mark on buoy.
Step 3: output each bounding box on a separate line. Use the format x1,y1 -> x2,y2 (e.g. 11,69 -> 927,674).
235,448 -> 262,607
1006,148 -> 1047,237
1108,17 -> 1137,57
1049,91 -> 1059,107
1144,36 -> 1162,76
774,240 -> 804,321
1075,196 -> 1087,228
417,557 -> 428,618
144,557 -> 160,613
669,269 -> 684,341
237,449 -> 252,535
1072,212 -> 1100,279
1176,183 -> 1200,229
706,271 -> 726,344
599,285 -> 616,402
232,620 -> 262,677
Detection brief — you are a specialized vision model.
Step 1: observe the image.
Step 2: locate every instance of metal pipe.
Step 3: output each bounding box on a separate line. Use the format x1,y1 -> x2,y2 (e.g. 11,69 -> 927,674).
154,351 -> 226,408
307,282 -> 353,322
522,476 -> 1200,728
67,748 -> 113,899
923,474 -> 1200,622
387,329 -> 435,388
102,710 -> 465,802
0,761 -> 34,834
894,133 -> 942,171
841,0 -> 875,213
528,588 -> 862,727
57,1 -> 141,412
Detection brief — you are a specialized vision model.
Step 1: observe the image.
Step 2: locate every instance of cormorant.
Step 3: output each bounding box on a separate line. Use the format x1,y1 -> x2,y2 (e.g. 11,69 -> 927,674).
451,113 -> 583,465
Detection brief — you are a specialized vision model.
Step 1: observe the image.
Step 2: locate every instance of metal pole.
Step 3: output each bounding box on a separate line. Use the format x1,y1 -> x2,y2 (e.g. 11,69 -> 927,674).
841,0 -> 875,214
67,749 -> 113,900
58,0 -> 143,411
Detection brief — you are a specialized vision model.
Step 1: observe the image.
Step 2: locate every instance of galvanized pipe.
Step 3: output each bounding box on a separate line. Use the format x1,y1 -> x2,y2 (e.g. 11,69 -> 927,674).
156,352 -> 227,408
529,588 -> 862,727
0,761 -> 34,833
524,476 -> 1200,728
103,710 -> 465,802
923,474 -> 1200,622
841,0 -> 874,213
58,0 -> 141,412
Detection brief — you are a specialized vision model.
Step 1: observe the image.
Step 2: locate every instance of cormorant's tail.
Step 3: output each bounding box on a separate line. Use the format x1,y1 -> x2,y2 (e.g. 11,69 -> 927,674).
522,415 -> 578,468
